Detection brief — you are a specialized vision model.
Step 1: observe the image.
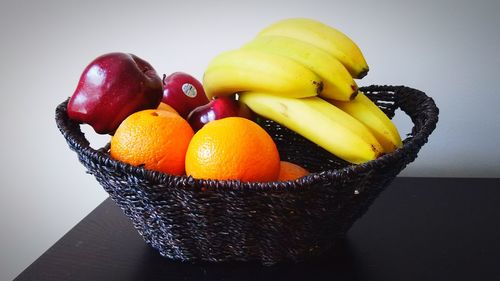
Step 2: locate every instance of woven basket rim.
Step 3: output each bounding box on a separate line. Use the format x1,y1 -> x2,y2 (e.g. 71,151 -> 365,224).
55,85 -> 439,192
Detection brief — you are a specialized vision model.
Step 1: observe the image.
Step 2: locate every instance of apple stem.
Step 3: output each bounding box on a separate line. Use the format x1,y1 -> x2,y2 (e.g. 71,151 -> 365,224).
162,74 -> 166,86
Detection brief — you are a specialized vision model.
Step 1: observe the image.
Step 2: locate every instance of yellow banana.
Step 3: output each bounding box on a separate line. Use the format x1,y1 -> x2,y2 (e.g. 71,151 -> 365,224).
239,92 -> 383,164
258,18 -> 369,79
203,49 -> 323,100
242,35 -> 358,101
327,92 -> 403,153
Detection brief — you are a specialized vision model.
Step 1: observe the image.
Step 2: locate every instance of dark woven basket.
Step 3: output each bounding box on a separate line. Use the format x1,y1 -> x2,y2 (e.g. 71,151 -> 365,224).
55,85 -> 438,265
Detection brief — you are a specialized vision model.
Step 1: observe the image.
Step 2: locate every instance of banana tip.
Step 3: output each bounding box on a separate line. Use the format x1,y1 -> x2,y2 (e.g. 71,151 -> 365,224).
356,68 -> 369,79
349,89 -> 359,101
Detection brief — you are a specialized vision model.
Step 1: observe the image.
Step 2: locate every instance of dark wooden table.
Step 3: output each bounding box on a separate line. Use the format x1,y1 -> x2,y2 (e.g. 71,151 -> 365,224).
15,177 -> 500,281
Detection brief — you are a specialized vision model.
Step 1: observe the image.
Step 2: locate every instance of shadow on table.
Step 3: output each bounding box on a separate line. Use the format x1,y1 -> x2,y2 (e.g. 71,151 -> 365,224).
132,238 -> 364,281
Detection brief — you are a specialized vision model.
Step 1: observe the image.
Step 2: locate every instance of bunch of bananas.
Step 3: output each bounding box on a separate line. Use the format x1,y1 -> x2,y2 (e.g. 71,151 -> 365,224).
203,18 -> 402,164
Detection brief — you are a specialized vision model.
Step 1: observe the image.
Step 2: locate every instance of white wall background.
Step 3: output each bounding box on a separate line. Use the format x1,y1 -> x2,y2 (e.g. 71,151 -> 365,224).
1,0 -> 499,279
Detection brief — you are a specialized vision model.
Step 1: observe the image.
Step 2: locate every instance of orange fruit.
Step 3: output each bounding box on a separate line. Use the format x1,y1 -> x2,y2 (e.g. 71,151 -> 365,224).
157,102 -> 179,114
110,109 -> 194,175
185,117 -> 280,182
278,161 -> 309,181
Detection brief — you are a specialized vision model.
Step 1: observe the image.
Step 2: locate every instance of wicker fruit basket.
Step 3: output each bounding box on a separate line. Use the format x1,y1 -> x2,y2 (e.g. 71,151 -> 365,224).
55,85 -> 438,265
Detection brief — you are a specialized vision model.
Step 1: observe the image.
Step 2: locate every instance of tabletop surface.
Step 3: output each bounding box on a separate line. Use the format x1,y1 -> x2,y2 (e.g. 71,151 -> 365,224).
15,177 -> 500,281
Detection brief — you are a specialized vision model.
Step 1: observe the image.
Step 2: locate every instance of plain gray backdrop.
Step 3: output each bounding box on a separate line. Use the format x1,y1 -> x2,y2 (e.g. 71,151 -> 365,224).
1,0 -> 499,280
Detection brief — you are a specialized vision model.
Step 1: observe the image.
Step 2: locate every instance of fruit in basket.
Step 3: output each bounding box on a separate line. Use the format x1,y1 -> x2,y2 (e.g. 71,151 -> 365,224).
199,18 -> 402,163
239,92 -> 383,164
327,92 -> 403,152
185,117 -> 280,182
257,18 -> 369,79
67,52 -> 163,134
242,35 -> 358,101
203,49 -> 323,100
161,72 -> 209,118
278,161 -> 309,181
110,109 -> 194,175
187,96 -> 254,131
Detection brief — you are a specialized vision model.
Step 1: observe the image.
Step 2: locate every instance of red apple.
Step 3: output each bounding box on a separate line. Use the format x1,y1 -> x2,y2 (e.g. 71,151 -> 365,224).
67,52 -> 163,134
162,72 -> 209,118
187,96 -> 254,131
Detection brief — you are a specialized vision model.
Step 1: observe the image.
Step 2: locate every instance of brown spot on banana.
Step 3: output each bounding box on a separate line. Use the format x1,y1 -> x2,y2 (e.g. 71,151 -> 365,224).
372,144 -> 384,158
278,102 -> 288,117
350,86 -> 359,101
313,80 -> 324,95
356,67 -> 369,79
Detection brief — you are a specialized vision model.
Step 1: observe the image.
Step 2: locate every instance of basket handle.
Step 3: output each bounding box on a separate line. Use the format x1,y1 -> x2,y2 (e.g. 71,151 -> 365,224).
394,86 -> 439,147
55,99 -> 115,168
55,99 -> 183,189
361,85 -> 439,146
327,85 -> 439,177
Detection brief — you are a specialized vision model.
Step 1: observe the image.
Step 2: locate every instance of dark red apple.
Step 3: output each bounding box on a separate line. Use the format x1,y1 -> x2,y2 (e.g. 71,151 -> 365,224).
67,52 -> 163,134
187,96 -> 254,131
162,72 -> 209,118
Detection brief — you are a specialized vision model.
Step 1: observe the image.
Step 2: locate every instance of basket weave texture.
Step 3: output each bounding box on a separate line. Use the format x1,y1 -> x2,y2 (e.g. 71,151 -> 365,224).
55,85 -> 439,265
